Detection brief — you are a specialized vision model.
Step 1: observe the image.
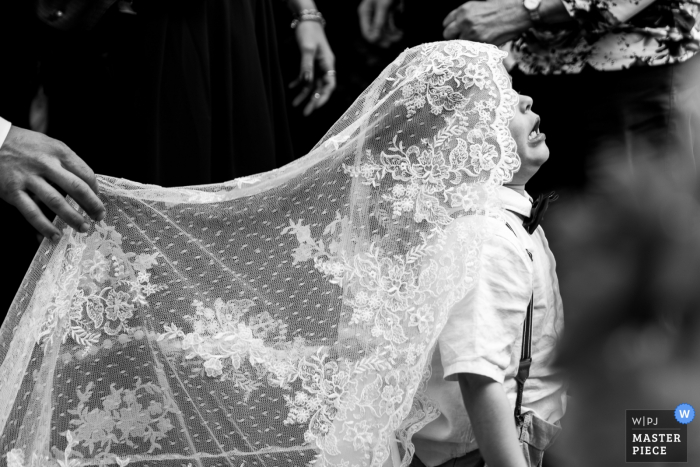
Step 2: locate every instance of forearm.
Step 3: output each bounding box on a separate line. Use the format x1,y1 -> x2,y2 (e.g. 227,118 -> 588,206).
458,373 -> 527,467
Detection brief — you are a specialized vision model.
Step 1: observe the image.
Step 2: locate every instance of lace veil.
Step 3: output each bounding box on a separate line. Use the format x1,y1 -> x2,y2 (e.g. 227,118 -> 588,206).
0,41 -> 519,467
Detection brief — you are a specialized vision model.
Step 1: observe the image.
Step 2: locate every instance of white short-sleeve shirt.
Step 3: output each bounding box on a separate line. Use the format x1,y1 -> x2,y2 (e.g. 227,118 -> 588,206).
412,186 -> 566,467
0,117 -> 11,148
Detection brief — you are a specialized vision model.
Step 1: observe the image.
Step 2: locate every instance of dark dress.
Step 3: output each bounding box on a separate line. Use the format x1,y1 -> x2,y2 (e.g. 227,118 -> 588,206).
0,0 -> 295,323
0,0 -> 45,321
42,0 -> 294,186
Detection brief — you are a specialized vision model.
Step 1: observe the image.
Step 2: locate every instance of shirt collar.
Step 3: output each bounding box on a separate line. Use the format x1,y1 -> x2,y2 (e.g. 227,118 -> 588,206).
498,186 -> 532,219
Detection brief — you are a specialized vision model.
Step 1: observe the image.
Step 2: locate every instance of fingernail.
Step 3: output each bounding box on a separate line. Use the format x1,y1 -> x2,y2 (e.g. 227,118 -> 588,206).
96,211 -> 106,222
305,71 -> 313,82
52,233 -> 61,242
80,222 -> 90,233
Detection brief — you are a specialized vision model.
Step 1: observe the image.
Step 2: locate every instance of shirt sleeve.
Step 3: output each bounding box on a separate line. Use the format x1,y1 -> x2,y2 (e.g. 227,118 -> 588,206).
0,117 -> 11,149
438,229 -> 532,384
561,0 -> 656,29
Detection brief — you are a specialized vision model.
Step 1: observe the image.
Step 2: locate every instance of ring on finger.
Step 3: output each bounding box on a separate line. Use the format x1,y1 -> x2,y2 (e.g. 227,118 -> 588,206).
325,70 -> 336,77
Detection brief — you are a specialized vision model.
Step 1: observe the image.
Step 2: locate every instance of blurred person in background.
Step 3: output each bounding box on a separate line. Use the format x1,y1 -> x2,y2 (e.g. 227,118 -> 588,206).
359,0 -> 700,194
0,0 -> 336,320
35,0 -> 335,186
275,1 -> 405,158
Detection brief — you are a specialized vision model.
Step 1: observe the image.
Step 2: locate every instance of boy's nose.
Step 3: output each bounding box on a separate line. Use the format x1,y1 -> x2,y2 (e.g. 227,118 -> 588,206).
519,95 -> 534,112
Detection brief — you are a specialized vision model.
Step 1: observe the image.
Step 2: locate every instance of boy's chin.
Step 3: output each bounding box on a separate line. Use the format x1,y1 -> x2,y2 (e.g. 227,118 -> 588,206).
531,149 -> 550,167
517,151 -> 549,173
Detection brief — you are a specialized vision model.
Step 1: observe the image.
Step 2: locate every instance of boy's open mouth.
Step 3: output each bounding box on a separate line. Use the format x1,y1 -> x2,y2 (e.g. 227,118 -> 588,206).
528,118 -> 541,141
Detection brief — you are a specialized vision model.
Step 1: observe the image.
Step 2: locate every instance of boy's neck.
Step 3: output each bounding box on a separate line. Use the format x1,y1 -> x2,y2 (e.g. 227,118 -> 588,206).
504,184 -> 526,196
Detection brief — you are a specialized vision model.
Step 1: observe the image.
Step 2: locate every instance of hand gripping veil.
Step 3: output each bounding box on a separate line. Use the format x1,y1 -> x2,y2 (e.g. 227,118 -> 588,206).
0,41 -> 519,467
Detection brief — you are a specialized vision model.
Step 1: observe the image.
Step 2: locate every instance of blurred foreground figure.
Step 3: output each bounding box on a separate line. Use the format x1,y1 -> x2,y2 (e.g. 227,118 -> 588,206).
544,63 -> 700,466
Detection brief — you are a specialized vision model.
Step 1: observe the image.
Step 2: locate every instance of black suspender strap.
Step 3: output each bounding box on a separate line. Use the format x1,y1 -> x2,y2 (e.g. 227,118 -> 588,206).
504,217 -> 535,420
514,294 -> 533,419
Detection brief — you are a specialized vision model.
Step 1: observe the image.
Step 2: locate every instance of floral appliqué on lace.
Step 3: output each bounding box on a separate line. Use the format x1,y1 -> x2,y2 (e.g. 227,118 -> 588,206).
5,380 -> 179,466
281,42 -> 519,466
62,379 -> 178,459
38,222 -> 164,348
159,298 -> 311,400
396,42 -> 497,118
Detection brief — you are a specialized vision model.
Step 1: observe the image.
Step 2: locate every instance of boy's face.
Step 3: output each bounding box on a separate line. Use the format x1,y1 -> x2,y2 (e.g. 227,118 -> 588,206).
507,94 -> 550,186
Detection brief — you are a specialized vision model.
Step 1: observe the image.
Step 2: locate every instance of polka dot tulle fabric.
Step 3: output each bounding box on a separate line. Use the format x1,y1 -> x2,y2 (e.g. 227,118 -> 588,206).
0,41 -> 519,467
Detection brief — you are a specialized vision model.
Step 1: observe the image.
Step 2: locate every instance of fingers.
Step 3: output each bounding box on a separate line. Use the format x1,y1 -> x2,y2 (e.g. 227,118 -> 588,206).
50,166 -> 105,222
31,130 -> 104,221
443,19 -> 462,40
443,7 -> 459,27
292,82 -> 314,108
53,146 -> 105,221
303,72 -> 336,116
56,143 -> 100,195
370,1 -> 389,42
291,24 -> 318,107
47,148 -> 105,221
10,190 -> 61,241
291,23 -> 336,116
443,5 -> 470,39
28,176 -> 92,234
359,0 -> 393,43
304,47 -> 336,116
298,41 -> 317,86
0,126 -> 103,239
358,0 -> 375,42
316,73 -> 337,108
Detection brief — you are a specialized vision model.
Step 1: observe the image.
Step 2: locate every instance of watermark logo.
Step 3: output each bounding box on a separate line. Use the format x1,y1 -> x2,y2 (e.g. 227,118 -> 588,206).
626,405 -> 693,462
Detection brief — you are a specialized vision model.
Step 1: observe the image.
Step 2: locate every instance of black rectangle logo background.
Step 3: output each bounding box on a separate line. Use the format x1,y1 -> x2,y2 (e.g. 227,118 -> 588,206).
627,410 -> 687,463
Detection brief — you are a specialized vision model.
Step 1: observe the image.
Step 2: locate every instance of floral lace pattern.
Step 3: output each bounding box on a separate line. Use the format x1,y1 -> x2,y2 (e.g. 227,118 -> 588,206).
279,42 -> 519,466
396,43 -> 497,118
1,41 -> 520,467
6,379 -> 177,467
159,298 -> 312,400
37,222 -> 164,348
65,379 -> 178,458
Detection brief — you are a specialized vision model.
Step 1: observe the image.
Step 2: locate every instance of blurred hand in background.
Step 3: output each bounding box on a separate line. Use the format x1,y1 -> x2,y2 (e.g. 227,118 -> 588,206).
358,0 -> 403,47
290,19 -> 337,116
442,0 -> 533,45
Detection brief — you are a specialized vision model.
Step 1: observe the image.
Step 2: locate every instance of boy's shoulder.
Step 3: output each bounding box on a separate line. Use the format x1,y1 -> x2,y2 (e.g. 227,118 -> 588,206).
485,210 -> 529,246
449,210 -> 534,259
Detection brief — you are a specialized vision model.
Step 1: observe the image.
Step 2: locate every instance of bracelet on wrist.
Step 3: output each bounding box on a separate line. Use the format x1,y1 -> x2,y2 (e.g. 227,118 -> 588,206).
290,9 -> 326,29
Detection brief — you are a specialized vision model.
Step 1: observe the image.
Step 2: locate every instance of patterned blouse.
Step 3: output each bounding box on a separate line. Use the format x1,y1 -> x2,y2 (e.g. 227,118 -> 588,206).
505,0 -> 700,74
